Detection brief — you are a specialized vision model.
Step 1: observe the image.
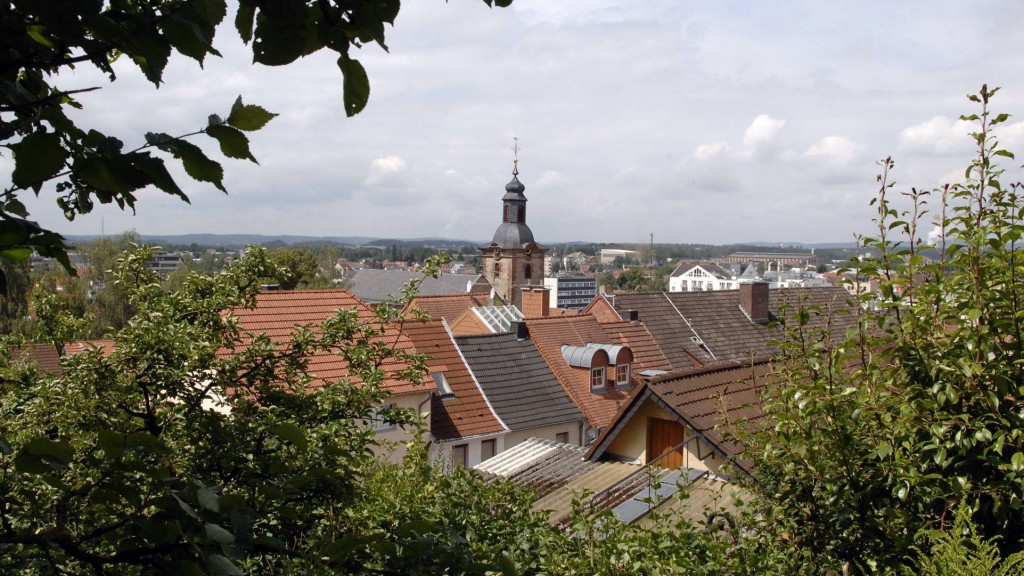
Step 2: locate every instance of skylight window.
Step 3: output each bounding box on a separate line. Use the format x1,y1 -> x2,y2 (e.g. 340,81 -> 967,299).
432,371 -> 454,398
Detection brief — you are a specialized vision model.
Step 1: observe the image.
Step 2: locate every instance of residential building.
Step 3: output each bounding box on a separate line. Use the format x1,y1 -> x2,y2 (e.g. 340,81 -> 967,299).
479,165 -> 547,308
667,261 -> 740,292
543,276 -> 597,310
455,326 -> 587,448
524,313 -> 671,444
397,318 -> 508,468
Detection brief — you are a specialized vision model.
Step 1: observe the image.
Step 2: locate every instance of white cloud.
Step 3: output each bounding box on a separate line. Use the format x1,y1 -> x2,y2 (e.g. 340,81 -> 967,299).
363,155 -> 408,186
898,116 -> 974,155
535,170 -> 568,187
995,120 -> 1024,152
692,142 -> 731,161
742,114 -> 787,149
804,136 -> 861,165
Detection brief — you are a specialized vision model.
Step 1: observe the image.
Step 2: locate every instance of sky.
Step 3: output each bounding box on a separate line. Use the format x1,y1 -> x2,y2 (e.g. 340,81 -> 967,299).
7,0 -> 1024,245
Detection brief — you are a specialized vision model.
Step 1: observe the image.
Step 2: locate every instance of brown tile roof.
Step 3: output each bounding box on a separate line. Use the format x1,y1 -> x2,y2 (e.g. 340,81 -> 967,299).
600,321 -> 672,374
602,287 -> 855,368
403,293 -> 489,323
226,290 -> 422,395
396,319 -> 506,441
588,360 -> 771,474
524,314 -> 664,429
10,344 -> 62,375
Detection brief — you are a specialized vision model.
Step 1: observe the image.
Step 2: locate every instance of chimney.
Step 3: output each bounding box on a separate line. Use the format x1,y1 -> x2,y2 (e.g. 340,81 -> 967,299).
510,320 -> 529,340
520,286 -> 551,318
739,282 -> 770,324
627,310 -> 639,323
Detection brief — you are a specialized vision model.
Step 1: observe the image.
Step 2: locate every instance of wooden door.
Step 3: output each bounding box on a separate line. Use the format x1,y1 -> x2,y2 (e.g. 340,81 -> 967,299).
647,418 -> 685,469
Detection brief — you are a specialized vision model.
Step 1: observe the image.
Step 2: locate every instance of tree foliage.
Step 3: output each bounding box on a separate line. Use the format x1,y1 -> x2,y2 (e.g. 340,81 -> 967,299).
746,86 -> 1024,573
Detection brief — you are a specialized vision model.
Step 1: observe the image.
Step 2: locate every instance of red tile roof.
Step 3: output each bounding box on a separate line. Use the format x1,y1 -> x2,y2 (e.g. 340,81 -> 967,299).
525,314 -> 666,428
10,344 -> 62,375
403,293 -> 489,323
65,340 -> 116,358
226,290 -> 423,395
396,319 -> 506,441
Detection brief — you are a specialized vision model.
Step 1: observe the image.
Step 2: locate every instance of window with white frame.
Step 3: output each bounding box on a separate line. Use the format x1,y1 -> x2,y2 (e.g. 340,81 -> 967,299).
615,363 -> 630,386
590,367 -> 606,391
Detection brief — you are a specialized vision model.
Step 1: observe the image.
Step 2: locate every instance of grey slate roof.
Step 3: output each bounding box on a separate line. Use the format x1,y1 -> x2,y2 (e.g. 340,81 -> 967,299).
347,269 -> 485,303
670,260 -> 733,279
455,332 -> 585,431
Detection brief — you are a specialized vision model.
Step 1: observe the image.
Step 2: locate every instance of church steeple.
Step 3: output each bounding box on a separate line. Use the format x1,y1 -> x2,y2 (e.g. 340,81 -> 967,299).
479,142 -> 547,309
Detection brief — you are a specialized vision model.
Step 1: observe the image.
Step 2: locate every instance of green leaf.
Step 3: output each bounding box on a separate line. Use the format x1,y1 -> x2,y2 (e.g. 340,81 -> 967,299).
252,0 -> 308,66
14,438 -> 75,473
338,55 -> 370,117
1011,452 -> 1024,473
235,0 -> 256,43
76,157 -> 148,195
134,155 -> 189,200
98,430 -> 127,459
11,132 -> 67,190
206,125 -> 257,163
271,422 -> 308,450
206,554 -> 243,576
166,140 -> 226,192
204,523 -> 236,544
227,96 -> 277,131
197,485 -> 220,512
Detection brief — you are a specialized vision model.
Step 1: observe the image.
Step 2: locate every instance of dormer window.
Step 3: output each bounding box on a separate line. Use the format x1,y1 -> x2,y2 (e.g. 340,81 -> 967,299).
591,367 -> 606,391
615,363 -> 630,386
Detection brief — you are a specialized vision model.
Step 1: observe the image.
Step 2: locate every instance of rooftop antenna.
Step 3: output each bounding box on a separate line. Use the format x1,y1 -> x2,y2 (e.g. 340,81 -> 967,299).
512,136 -> 520,176
650,232 -> 654,267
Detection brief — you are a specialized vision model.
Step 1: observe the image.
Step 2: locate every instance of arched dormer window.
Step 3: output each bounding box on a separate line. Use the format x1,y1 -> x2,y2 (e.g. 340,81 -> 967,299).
561,343 -> 633,393
503,205 -> 510,223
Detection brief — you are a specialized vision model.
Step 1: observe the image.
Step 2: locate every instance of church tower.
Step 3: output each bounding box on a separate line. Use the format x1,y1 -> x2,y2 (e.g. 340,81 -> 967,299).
480,160 -> 547,309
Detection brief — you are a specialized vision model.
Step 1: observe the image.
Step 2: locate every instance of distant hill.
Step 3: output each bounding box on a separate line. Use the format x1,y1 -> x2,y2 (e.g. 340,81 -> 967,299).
64,234 -> 485,249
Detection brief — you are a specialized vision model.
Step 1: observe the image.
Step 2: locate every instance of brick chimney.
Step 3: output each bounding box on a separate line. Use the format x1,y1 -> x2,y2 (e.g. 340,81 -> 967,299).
739,282 -> 770,324
520,286 -> 551,317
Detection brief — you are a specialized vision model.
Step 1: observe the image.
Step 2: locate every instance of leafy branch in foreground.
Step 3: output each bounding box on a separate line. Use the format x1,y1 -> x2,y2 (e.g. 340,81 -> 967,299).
745,85 -> 1024,574
0,0 -> 512,271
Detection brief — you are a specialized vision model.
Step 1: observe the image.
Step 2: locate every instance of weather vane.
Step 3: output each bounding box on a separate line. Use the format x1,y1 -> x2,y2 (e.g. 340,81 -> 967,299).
512,136 -> 520,175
